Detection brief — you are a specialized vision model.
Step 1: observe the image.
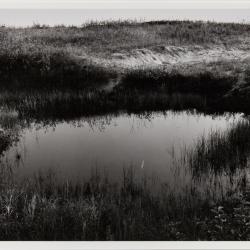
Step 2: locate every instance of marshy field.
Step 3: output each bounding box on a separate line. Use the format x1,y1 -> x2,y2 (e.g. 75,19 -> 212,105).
0,20 -> 250,240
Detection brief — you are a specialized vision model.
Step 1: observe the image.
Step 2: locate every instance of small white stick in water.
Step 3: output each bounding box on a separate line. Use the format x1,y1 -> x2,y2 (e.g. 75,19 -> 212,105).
141,160 -> 144,169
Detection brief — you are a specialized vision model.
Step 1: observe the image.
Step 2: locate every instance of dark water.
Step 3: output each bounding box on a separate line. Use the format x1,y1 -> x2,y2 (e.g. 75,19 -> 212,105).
0,109 -> 245,194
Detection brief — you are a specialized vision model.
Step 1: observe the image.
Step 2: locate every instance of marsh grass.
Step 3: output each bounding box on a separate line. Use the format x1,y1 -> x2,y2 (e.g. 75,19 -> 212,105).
188,120 -> 250,176
0,89 -> 213,123
0,118 -> 250,240
0,20 -> 249,88
0,109 -> 20,155
121,67 -> 235,95
0,88 -> 248,126
0,164 -> 247,241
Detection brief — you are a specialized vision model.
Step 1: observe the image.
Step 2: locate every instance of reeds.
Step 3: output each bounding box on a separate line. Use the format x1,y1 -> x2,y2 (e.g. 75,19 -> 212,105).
0,88 -> 249,124
0,89 -> 212,123
0,117 -> 250,240
0,165 -> 246,240
189,120 -> 250,176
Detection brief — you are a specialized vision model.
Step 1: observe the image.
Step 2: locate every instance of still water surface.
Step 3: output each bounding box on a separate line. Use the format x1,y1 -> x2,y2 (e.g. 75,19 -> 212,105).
1,111 -> 244,185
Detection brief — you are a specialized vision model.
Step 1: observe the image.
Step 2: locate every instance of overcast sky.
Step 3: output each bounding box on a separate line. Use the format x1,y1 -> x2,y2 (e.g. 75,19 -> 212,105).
0,9 -> 250,27
0,0 -> 249,27
0,0 -> 250,9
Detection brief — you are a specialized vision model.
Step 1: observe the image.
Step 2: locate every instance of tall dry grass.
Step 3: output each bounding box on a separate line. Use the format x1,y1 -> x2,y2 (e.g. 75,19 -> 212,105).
0,118 -> 249,240
0,20 -> 249,88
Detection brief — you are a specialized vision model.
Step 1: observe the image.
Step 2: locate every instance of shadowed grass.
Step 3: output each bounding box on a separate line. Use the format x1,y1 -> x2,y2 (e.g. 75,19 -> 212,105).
0,88 -> 249,125
0,89 -> 215,123
0,118 -> 250,240
0,165 -> 247,241
0,109 -> 20,155
0,45 -> 115,88
0,133 -> 11,155
121,67 -> 235,95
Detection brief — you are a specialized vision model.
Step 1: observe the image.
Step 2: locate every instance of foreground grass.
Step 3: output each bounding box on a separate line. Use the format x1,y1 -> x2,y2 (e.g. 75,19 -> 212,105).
0,167 -> 248,240
0,119 -> 250,240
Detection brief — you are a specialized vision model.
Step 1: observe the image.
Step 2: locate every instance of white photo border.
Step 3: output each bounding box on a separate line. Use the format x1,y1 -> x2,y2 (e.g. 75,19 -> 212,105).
0,0 -> 250,249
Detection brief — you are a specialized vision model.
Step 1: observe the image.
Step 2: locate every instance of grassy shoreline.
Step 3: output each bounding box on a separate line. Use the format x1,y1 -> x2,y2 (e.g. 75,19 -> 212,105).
0,119 -> 250,240
0,88 -> 248,124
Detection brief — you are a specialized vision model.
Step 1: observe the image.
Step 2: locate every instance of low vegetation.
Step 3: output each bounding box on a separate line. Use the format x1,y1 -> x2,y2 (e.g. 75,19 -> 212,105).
121,67 -> 235,95
0,43 -> 115,88
9,20 -> 250,55
0,119 -> 250,240
189,120 -> 250,175
0,20 -> 249,93
0,89 -> 229,123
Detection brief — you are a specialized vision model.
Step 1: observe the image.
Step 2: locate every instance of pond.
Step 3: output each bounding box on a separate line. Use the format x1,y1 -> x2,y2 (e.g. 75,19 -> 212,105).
0,109 -> 246,196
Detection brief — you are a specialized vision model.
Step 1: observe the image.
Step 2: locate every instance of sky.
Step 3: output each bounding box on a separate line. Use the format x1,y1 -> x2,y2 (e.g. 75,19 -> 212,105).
0,0 -> 249,26
0,0 -> 250,9
0,9 -> 250,27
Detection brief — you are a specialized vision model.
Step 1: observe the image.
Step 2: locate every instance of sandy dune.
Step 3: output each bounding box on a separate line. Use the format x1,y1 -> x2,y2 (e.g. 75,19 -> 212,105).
92,45 -> 250,70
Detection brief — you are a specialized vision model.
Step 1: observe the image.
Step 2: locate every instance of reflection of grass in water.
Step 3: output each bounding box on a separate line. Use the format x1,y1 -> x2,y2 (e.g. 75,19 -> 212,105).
0,119 -> 250,240
0,109 -> 20,155
189,120 -> 250,176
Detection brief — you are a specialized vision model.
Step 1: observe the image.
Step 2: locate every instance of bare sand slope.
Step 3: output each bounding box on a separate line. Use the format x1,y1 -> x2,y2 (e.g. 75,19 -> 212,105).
72,39 -> 250,92
92,45 -> 250,70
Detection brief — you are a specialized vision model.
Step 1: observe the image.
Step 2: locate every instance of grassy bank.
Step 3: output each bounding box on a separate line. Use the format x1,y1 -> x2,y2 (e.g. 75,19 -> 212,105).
0,89 -> 228,124
121,67 -> 236,95
0,44 -> 115,89
0,20 -> 249,91
6,20 -> 250,55
0,119 -> 250,240
1,87 -> 249,126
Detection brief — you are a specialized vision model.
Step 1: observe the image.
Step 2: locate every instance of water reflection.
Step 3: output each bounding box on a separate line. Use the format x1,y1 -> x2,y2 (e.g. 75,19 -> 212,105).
0,109 -> 245,194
